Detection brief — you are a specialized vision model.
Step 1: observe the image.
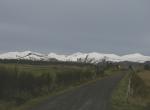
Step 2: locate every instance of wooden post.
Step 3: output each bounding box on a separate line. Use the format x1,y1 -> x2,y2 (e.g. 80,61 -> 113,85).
127,65 -> 135,102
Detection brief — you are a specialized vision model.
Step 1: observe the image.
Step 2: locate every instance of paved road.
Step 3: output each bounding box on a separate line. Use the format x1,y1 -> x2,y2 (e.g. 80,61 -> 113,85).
30,73 -> 124,110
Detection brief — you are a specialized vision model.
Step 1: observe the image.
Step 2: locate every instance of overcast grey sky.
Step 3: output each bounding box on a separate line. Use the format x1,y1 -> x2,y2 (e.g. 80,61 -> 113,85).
0,0 -> 150,55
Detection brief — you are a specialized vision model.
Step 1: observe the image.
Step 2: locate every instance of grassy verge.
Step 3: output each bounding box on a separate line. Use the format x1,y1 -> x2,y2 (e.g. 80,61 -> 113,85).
111,70 -> 150,110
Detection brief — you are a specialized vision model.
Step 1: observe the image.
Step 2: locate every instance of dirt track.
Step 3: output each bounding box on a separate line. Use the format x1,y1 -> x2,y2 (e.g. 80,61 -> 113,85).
30,73 -> 125,110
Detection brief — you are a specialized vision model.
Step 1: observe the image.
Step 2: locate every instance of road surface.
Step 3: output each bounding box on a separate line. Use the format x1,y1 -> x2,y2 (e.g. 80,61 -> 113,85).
30,73 -> 124,110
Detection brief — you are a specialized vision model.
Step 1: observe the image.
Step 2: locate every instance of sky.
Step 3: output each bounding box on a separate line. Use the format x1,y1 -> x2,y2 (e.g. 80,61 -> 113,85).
0,0 -> 150,55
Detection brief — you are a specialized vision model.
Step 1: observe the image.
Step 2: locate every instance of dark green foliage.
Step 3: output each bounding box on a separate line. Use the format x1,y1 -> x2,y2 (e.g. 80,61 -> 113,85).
55,66 -> 95,86
0,59 -> 93,66
144,64 -> 150,70
96,61 -> 111,76
0,63 -> 97,105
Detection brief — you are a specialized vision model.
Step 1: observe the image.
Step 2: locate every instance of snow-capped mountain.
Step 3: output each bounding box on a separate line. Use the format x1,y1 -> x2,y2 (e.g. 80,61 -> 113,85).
0,51 -> 150,63
0,51 -> 48,61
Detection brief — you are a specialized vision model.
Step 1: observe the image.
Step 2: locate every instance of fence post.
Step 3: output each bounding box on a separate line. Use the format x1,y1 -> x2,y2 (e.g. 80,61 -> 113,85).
127,65 -> 135,103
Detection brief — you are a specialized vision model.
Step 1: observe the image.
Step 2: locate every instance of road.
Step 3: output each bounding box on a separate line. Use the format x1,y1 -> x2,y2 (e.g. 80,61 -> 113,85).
30,73 -> 125,110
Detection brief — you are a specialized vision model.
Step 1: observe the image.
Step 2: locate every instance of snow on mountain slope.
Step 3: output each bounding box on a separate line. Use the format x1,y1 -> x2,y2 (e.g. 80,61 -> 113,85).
48,53 -> 67,61
66,52 -> 88,61
0,51 -> 48,61
0,51 -> 150,63
0,51 -> 31,59
87,52 -> 122,63
121,53 -> 150,63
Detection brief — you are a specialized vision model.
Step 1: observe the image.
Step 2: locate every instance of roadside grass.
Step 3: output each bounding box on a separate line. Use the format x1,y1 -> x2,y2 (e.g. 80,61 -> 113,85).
111,70 -> 150,110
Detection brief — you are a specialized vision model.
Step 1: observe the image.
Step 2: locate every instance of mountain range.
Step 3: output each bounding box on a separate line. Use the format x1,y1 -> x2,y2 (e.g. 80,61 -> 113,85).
0,51 -> 150,63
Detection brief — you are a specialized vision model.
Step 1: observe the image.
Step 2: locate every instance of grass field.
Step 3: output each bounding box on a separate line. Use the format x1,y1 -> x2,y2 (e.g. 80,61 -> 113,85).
138,71 -> 150,87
